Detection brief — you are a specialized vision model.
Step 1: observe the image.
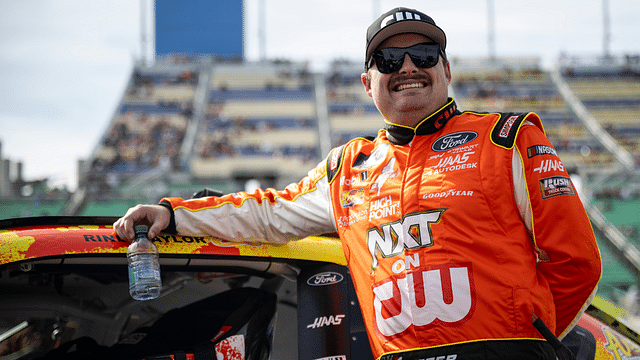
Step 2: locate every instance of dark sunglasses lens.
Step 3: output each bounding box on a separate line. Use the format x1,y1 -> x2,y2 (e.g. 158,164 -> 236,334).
373,50 -> 405,73
371,43 -> 440,74
408,44 -> 440,68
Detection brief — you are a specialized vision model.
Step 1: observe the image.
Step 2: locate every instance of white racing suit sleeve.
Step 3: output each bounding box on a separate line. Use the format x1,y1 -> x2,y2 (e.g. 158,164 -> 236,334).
512,145 -> 533,236
163,165 -> 337,243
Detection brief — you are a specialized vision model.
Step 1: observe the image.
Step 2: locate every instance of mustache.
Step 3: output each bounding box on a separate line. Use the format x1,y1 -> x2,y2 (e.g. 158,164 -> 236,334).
389,73 -> 430,89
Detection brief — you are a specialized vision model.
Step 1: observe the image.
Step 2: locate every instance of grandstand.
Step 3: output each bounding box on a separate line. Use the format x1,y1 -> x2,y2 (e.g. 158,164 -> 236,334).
451,56 -> 618,170
2,50 -> 640,327
191,61 -> 319,180
326,59 -> 383,146
561,55 -> 640,167
45,58 -> 323,218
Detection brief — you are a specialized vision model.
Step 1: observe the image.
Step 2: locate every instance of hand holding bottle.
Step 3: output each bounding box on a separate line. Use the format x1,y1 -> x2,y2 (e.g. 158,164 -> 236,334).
114,204 -> 171,241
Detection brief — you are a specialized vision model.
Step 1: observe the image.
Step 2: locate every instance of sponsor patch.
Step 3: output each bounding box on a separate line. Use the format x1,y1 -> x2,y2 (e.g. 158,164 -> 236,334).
367,210 -> 445,272
337,209 -> 368,227
527,144 -> 558,158
424,151 -> 477,176
424,162 -> 478,176
340,175 -> 360,187
369,195 -> 400,221
499,115 -> 519,138
339,171 -> 369,186
423,189 -> 473,199
372,263 -> 475,338
490,113 -> 527,149
539,176 -> 576,199
533,159 -> 564,174
433,103 -> 457,130
432,131 -> 478,152
340,188 -> 365,208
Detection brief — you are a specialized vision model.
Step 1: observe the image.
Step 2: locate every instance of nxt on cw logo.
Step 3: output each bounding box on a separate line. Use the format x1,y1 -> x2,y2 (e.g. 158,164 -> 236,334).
366,210 -> 476,338
367,210 -> 445,272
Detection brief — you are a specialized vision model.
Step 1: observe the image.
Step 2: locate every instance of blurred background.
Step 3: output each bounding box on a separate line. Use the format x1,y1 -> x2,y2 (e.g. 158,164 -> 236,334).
1,0 -> 640,332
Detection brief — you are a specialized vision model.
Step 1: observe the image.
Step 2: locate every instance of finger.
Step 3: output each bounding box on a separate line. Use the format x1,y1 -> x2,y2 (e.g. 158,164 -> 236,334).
148,223 -> 162,240
116,210 -> 139,241
112,217 -> 125,239
148,207 -> 169,239
123,219 -> 135,240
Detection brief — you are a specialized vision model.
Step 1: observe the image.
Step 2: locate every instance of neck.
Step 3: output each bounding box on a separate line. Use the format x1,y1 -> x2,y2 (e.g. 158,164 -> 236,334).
384,98 -> 459,145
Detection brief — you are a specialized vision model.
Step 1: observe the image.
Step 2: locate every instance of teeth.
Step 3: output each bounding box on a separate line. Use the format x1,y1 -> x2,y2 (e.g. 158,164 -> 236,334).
396,82 -> 424,91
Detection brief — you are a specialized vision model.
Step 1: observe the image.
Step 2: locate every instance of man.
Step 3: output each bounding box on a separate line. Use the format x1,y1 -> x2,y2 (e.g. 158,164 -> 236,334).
115,7 -> 601,360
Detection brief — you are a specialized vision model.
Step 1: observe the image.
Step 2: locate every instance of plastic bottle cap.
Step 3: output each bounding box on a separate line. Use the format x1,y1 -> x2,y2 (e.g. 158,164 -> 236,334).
134,224 -> 149,236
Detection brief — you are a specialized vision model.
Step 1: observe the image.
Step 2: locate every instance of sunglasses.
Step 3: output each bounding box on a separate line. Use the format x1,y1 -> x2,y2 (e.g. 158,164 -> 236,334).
367,43 -> 443,74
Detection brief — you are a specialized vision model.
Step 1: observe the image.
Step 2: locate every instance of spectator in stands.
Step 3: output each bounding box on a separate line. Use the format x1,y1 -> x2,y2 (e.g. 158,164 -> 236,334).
115,7 -> 601,360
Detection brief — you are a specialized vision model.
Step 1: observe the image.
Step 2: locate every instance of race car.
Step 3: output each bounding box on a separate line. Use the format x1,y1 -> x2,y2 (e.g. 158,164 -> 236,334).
0,215 -> 639,360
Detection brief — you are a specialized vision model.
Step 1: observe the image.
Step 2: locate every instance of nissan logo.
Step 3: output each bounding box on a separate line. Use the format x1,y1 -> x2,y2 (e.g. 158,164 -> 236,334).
431,131 -> 478,152
307,272 -> 344,286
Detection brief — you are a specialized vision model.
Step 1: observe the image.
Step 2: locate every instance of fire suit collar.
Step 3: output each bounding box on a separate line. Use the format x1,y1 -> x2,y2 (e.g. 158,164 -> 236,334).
384,98 -> 459,145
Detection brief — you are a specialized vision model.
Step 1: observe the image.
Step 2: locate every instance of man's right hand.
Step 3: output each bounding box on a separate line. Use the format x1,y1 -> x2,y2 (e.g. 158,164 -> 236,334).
113,204 -> 171,241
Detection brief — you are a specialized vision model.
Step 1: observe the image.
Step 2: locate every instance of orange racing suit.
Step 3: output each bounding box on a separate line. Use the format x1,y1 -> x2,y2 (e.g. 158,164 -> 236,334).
161,98 -> 601,359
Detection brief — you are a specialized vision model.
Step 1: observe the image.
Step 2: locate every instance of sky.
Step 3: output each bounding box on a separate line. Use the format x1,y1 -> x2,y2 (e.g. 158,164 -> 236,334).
0,0 -> 639,192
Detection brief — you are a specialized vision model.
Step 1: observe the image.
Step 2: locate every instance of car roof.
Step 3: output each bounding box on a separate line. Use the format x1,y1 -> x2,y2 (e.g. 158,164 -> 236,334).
0,216 -> 346,278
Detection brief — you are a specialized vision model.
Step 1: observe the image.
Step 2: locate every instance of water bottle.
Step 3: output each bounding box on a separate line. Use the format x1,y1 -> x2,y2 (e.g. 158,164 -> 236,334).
127,224 -> 162,300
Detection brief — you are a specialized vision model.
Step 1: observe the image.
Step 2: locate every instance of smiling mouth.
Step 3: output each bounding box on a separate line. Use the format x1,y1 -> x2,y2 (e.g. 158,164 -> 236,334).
394,82 -> 426,92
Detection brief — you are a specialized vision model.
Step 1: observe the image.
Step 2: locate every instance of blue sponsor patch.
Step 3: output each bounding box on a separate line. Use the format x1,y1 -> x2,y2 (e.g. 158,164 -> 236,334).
527,145 -> 558,158
432,131 -> 478,152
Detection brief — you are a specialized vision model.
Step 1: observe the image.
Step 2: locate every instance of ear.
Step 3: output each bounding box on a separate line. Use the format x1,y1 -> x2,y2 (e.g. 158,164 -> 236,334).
361,72 -> 373,98
444,61 -> 452,85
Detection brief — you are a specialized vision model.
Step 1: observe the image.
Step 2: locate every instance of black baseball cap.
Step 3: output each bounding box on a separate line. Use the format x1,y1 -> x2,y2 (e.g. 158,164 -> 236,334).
365,7 -> 447,65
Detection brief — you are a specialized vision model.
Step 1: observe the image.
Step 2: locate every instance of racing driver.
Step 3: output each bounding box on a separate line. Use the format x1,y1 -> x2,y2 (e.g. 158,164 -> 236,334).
115,7 -> 602,360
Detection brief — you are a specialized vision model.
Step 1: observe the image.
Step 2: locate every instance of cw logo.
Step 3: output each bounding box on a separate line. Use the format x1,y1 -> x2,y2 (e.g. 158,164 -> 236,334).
372,263 -> 476,339
366,210 -> 446,273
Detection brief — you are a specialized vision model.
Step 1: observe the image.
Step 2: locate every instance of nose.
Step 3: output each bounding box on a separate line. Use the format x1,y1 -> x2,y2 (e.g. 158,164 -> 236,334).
399,53 -> 418,74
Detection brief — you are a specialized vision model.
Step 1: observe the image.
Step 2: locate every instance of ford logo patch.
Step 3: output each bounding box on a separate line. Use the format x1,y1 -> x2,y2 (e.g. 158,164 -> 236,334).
431,131 -> 478,152
307,272 -> 344,286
